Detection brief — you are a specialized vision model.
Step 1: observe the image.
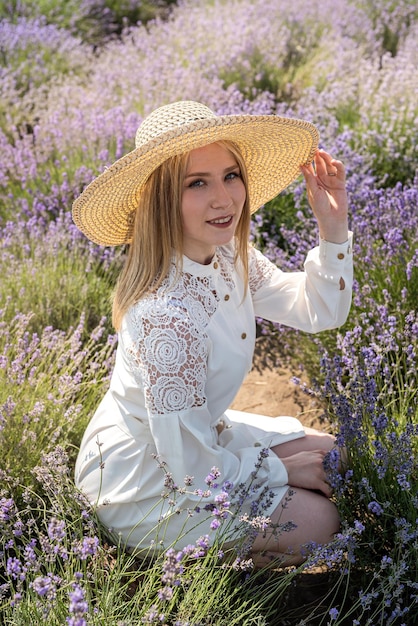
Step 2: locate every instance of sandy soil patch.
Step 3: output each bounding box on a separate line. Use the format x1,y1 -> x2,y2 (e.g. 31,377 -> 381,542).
231,365 -> 327,431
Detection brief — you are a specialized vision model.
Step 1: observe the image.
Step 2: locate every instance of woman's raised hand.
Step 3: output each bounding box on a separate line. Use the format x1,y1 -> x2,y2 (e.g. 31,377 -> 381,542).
300,149 -> 349,244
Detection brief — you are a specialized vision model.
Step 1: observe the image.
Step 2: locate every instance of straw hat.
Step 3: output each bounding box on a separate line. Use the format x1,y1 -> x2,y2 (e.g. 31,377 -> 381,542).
72,100 -> 319,246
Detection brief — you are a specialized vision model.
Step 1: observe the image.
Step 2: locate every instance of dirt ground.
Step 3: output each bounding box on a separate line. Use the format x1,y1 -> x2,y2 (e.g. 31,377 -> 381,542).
230,365 -> 326,431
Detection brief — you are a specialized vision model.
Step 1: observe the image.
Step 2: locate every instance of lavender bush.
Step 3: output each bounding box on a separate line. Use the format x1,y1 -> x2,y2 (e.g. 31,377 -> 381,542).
1,0 -> 417,623
0,443 -> 302,624
0,1 -> 177,43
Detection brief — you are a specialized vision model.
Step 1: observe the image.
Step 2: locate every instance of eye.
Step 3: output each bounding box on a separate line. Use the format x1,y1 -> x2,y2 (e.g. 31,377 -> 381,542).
188,179 -> 205,188
225,171 -> 241,181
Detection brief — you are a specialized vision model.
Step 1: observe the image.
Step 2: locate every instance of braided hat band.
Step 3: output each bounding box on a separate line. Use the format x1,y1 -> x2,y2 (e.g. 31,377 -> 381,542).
72,101 -> 319,246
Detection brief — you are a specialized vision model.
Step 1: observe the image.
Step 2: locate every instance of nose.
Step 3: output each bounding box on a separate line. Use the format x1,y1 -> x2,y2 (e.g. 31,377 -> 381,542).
210,180 -> 233,209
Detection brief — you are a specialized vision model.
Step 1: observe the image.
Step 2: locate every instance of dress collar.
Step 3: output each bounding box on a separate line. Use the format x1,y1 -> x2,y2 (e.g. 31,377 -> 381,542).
182,250 -> 221,276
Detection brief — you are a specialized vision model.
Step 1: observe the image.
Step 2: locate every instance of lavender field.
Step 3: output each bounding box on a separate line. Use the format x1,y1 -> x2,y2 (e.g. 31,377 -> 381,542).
0,0 -> 417,624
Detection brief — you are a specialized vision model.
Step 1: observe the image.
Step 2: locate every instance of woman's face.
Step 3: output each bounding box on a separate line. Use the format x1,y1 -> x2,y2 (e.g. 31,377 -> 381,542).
181,142 -> 246,264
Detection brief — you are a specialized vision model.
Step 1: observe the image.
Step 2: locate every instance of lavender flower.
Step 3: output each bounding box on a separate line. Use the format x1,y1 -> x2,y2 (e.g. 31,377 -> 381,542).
47,517 -> 66,541
328,607 -> 339,621
160,548 -> 184,587
31,574 -> 59,600
72,535 -> 99,560
67,582 -> 88,626
204,467 -> 221,488
0,497 -> 16,523
6,557 -> 24,581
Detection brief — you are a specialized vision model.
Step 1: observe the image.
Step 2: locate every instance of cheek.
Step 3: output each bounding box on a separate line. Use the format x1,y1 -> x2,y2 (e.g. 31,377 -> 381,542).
181,198 -> 200,232
180,196 -> 192,223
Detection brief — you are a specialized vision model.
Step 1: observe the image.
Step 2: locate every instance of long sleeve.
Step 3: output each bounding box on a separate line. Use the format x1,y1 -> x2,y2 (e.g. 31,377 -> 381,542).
250,234 -> 353,332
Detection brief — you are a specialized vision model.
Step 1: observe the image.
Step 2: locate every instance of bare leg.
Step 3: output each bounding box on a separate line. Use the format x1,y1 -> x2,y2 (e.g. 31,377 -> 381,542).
251,487 -> 340,567
250,429 -> 341,567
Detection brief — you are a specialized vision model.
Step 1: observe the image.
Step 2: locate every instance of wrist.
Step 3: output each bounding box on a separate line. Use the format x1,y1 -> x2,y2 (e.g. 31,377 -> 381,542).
319,225 -> 349,244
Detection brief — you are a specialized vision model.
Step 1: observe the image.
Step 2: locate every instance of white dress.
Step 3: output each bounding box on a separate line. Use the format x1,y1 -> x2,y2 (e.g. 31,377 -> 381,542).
75,237 -> 353,550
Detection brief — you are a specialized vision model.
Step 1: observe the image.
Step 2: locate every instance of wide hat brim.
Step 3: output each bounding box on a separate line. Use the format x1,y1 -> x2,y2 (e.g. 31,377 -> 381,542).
72,113 -> 319,246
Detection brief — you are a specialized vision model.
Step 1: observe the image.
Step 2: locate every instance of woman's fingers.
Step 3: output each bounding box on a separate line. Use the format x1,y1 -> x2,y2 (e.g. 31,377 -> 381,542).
281,450 -> 332,497
314,150 -> 346,184
300,148 -> 349,243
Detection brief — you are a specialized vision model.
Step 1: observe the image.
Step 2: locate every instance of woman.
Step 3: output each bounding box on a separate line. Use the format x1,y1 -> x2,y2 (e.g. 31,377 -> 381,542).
73,100 -> 353,565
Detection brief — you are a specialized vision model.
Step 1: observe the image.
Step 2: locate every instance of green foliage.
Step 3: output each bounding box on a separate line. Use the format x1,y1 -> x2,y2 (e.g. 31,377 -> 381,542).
1,430 -> 305,624
0,215 -> 121,334
349,0 -> 418,57
0,17 -> 92,134
0,308 -> 116,485
219,20 -> 328,104
0,0 -> 178,43
251,190 -> 301,252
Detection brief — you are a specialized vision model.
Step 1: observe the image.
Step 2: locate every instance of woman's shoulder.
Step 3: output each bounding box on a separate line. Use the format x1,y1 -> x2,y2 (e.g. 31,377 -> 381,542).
126,287 -> 185,322
124,268 -> 218,332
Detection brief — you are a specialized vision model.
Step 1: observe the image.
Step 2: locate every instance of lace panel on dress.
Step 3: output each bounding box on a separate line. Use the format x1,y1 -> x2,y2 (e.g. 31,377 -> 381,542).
126,271 -> 220,415
248,246 -> 276,296
217,246 -> 237,292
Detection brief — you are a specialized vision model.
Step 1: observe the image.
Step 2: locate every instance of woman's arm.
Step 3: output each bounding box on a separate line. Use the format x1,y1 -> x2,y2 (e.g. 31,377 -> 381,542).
250,149 -> 353,332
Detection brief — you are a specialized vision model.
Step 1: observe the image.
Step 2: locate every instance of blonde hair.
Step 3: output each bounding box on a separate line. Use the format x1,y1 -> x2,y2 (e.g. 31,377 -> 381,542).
112,141 -> 251,330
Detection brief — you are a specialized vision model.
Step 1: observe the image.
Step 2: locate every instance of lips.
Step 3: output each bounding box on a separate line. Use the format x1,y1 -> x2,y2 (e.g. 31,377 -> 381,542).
207,215 -> 233,225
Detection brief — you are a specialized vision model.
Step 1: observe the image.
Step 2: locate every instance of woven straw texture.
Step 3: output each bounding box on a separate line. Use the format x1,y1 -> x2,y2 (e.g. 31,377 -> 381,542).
72,101 -> 319,246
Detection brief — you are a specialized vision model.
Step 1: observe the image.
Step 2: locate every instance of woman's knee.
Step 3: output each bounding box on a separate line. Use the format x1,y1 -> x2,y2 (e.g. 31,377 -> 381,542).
252,488 -> 340,562
283,489 -> 339,543
310,494 -> 340,543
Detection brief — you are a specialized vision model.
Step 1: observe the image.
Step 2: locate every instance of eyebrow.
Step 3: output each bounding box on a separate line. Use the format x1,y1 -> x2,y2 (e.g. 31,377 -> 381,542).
184,164 -> 239,179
